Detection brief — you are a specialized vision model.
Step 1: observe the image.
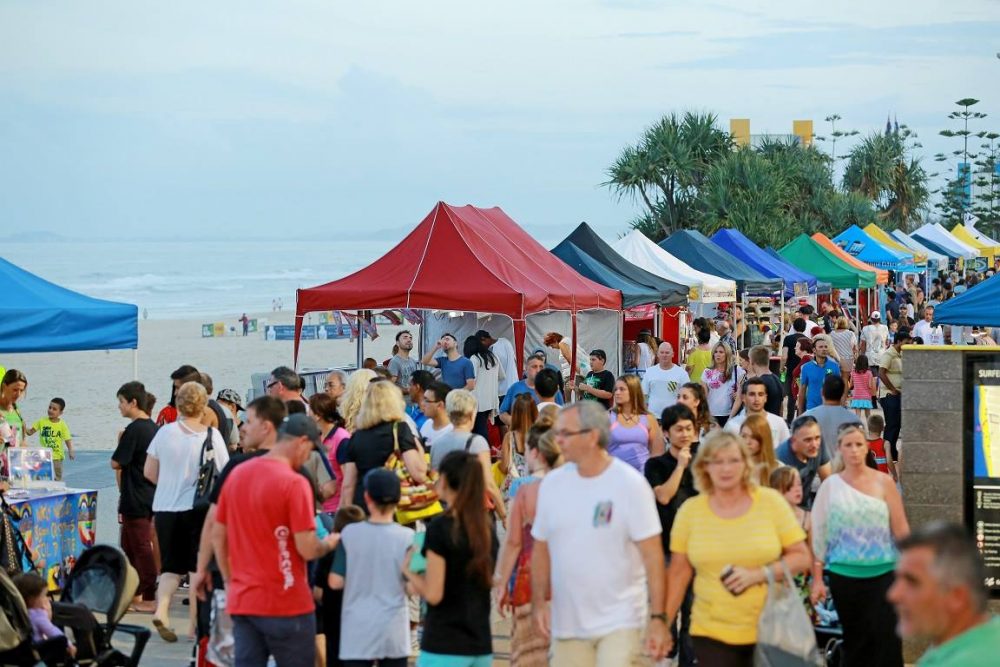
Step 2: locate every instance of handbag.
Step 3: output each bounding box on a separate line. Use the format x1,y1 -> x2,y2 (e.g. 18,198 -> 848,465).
386,422 -> 443,525
193,428 -> 218,512
754,561 -> 823,667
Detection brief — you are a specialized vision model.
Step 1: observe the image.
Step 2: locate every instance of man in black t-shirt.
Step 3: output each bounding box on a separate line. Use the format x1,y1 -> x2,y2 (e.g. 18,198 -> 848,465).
747,345 -> 784,417
111,381 -> 159,611
780,318 -> 807,422
576,349 -> 615,409
643,404 -> 698,667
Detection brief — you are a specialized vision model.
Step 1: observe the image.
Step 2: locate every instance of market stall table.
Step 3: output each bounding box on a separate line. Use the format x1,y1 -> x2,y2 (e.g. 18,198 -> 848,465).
4,487 -> 98,589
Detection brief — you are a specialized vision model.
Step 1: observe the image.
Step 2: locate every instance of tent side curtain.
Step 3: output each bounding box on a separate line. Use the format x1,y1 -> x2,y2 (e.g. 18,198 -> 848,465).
0,257 -> 138,353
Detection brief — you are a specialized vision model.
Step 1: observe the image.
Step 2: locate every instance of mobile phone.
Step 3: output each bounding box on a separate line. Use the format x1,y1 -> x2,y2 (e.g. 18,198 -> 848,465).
720,565 -> 743,596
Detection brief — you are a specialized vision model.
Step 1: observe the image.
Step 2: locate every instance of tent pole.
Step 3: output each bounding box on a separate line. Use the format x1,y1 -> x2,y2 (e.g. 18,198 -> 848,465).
570,312 -> 578,402
357,311 -> 364,370
133,348 -> 138,380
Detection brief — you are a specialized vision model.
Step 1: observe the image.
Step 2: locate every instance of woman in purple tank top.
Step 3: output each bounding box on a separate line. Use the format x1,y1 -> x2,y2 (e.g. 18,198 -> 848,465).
608,375 -> 664,471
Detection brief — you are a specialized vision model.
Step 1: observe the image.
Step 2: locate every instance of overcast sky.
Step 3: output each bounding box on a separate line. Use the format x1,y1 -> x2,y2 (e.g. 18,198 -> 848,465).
2,0 -> 998,241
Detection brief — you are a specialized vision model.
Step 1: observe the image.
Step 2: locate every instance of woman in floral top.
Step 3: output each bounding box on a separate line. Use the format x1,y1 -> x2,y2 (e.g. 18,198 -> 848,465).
700,343 -> 742,428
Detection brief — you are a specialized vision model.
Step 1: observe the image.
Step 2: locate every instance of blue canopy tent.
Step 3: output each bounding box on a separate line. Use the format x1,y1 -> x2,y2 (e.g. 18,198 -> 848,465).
762,248 -> 833,294
710,229 -> 817,298
0,257 -> 138,354
551,240 -> 666,308
660,230 -> 783,296
832,225 -> 920,272
933,273 -> 1000,327
908,232 -> 962,261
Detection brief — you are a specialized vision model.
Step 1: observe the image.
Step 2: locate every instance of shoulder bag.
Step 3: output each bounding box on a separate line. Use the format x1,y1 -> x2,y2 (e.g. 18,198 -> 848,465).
193,427 -> 217,512
386,422 -> 442,525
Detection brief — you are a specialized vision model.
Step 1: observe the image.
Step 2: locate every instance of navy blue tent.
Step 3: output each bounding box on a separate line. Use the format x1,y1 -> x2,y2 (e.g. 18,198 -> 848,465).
660,230 -> 783,295
933,273 -> 1000,326
0,257 -> 138,353
551,240 -> 664,308
711,229 -> 818,298
561,223 -> 687,306
910,233 -> 962,260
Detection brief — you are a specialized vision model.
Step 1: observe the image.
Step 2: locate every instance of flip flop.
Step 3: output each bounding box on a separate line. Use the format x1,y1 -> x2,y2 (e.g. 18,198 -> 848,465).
152,618 -> 178,642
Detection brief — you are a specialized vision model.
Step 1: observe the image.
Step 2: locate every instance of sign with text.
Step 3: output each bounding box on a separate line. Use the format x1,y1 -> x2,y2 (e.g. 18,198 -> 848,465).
8,489 -> 98,590
263,324 -> 351,341
966,356 -> 1000,597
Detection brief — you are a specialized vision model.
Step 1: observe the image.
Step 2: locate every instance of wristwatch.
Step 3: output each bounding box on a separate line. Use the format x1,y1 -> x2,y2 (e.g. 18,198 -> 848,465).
650,613 -> 668,624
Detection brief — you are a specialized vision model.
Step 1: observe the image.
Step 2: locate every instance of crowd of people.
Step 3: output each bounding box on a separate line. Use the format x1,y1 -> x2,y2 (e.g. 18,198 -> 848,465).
2,268 -> 999,667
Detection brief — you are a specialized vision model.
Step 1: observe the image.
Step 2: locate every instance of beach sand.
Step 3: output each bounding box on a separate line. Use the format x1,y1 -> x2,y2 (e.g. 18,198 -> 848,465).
2,312 -> 409,453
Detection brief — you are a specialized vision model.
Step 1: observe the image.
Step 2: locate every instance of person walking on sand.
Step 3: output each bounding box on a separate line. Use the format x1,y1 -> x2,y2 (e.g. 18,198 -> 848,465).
240,313 -> 250,336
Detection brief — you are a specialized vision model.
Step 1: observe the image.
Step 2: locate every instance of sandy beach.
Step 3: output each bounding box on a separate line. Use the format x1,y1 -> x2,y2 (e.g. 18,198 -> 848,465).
2,312 -> 409,454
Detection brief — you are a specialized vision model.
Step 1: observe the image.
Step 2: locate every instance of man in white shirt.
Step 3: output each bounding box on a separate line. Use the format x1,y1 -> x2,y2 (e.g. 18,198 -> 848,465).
859,312 -> 889,375
724,377 -> 790,446
641,343 -> 690,417
417,381 -> 453,449
532,402 -> 667,666
912,305 -> 945,346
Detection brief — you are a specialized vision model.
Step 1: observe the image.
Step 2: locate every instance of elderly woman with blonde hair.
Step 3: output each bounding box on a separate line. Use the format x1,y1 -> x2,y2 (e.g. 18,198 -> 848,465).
340,379 -> 426,509
664,431 -> 810,666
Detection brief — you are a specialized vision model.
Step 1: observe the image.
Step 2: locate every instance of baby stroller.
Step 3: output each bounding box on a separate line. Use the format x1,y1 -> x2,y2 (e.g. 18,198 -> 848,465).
52,545 -> 150,667
0,568 -> 71,667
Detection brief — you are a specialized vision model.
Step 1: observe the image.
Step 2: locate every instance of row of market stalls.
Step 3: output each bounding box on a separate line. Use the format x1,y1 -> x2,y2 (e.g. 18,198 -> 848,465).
295,202 -> 1000,374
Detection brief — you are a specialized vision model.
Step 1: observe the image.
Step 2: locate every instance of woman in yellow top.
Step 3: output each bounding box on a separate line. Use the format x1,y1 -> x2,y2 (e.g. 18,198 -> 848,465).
665,431 -> 810,666
685,327 -> 714,386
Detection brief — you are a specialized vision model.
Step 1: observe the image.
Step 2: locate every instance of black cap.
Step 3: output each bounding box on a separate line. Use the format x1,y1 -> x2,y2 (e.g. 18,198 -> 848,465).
364,468 -> 401,504
278,414 -> 322,448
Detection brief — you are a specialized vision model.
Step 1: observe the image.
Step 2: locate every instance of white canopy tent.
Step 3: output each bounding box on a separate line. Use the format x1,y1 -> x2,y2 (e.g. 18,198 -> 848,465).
890,230 -> 949,271
612,230 -> 737,303
912,223 -> 979,260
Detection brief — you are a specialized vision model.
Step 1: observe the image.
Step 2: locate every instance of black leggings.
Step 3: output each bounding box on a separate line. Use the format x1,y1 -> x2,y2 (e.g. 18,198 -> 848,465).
828,570 -> 903,667
880,393 -> 902,460
692,636 -> 754,667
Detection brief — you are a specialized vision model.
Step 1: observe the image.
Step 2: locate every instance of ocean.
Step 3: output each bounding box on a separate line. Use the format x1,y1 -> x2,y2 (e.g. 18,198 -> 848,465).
5,239 -> 398,319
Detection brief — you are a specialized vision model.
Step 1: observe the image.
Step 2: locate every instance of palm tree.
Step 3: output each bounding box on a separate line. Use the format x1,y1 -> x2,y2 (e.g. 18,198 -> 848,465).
843,132 -> 929,230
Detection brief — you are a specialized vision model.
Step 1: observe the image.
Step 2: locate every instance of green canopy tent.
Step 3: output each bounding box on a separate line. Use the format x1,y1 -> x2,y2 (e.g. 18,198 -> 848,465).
779,234 -> 877,289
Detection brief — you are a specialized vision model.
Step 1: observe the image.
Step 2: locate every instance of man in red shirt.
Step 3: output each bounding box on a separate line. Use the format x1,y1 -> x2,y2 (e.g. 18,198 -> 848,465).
214,414 -> 337,667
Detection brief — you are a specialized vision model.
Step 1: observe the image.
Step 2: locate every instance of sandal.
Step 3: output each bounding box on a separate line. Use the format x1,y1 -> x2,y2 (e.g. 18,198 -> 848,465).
152,618 -> 178,642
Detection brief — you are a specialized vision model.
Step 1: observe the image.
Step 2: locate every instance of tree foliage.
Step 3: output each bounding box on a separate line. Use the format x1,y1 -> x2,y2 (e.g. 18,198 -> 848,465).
842,130 -> 929,230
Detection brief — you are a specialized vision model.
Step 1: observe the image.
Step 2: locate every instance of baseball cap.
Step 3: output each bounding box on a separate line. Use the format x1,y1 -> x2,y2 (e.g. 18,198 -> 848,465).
530,347 -> 547,359
278,413 -> 322,448
870,312 -> 881,320
216,388 -> 244,410
364,468 -> 401,504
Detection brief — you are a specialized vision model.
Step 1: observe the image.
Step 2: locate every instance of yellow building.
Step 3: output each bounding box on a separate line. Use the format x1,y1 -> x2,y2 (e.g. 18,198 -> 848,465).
729,118 -> 814,148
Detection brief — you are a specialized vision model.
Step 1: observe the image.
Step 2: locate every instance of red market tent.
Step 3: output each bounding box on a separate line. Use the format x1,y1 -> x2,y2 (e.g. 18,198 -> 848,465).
295,202 -> 622,370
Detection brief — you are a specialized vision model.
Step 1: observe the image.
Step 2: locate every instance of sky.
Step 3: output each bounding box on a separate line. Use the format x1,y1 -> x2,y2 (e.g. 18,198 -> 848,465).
1,0 -> 998,243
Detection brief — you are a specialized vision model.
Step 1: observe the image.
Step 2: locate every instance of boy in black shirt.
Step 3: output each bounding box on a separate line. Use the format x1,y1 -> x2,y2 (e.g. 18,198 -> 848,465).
576,349 -> 615,408
643,404 -> 698,667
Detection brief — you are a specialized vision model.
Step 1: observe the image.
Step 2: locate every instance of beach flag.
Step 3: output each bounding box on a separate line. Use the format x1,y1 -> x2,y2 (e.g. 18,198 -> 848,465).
401,309 -> 424,325
380,310 -> 403,326
360,313 -> 379,341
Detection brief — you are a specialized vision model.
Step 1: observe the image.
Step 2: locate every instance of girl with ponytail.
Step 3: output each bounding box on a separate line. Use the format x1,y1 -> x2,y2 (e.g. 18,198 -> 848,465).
404,450 -> 498,666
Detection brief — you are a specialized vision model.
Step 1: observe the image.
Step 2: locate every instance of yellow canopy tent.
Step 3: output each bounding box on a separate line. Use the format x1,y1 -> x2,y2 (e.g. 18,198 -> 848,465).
951,224 -> 997,264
